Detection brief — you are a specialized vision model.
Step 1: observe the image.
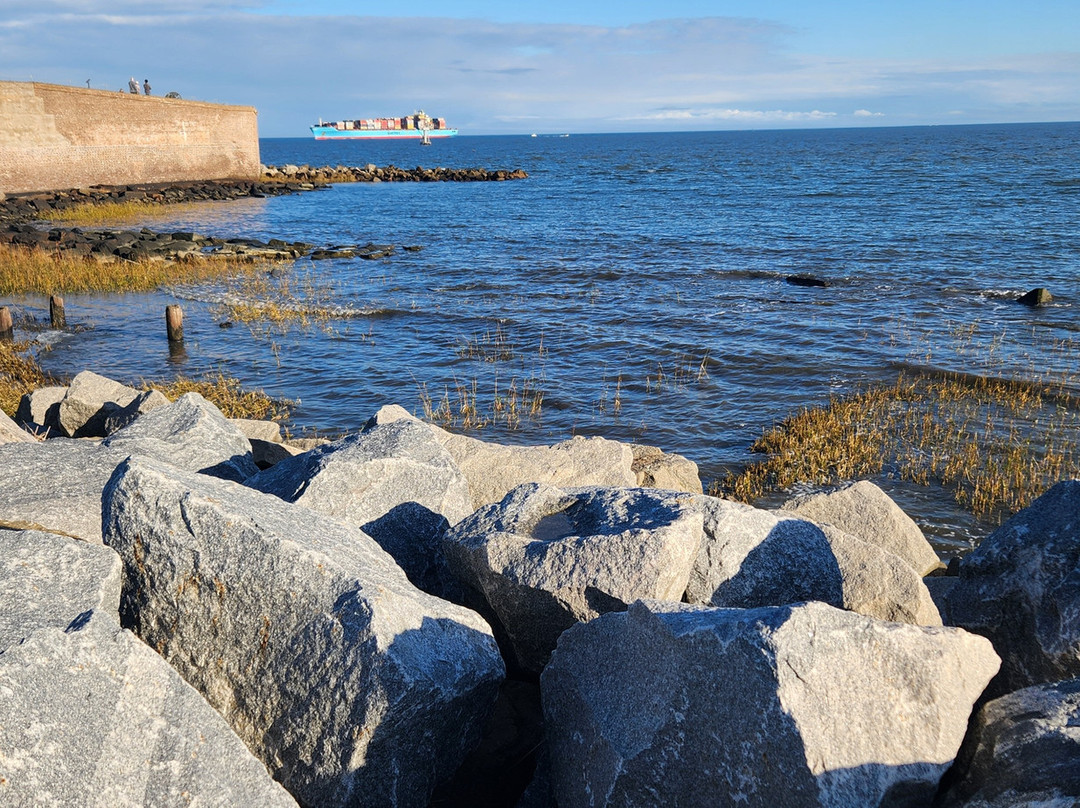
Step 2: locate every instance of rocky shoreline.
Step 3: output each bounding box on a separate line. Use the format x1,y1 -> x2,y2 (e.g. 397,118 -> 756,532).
1,370 -> 1078,807
0,164 -> 528,262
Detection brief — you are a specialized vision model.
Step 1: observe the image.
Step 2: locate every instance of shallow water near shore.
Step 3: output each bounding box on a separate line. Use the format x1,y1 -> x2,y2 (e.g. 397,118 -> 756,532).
20,123 -> 1080,553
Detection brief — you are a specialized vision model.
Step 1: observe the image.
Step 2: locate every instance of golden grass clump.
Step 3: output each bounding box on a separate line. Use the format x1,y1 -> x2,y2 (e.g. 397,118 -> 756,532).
714,370 -> 1079,522
145,372 -> 292,422
219,270 -> 339,327
0,340 -> 55,417
0,339 -> 289,423
0,244 -> 276,295
51,200 -> 202,226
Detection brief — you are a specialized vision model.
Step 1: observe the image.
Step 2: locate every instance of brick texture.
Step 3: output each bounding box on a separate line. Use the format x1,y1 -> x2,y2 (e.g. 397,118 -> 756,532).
0,82 -> 260,193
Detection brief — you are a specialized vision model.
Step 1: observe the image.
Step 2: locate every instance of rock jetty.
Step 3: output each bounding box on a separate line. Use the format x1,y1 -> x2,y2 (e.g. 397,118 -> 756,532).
0,165 -> 527,263
262,163 -> 529,184
1,369 -> 1078,807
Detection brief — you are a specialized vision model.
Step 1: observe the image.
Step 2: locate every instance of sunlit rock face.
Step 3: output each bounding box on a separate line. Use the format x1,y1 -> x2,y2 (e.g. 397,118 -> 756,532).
541,599 -> 999,808
103,455 -> 505,808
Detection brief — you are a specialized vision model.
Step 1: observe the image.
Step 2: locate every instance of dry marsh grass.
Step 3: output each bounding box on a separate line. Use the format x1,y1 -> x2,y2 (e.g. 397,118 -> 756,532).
714,368 -> 1080,522
0,340 -> 54,417
0,244 -> 274,295
0,339 -> 290,422
418,374 -> 545,431
145,372 -> 292,422
51,199 -> 202,226
217,267 -> 340,328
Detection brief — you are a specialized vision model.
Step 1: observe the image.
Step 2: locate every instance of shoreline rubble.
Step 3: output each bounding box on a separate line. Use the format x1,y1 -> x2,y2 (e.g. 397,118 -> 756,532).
1,369 -> 1078,806
0,164 -> 527,262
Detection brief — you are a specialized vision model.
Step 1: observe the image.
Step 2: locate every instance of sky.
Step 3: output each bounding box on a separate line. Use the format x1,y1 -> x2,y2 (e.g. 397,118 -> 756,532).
2,1 -> 1078,137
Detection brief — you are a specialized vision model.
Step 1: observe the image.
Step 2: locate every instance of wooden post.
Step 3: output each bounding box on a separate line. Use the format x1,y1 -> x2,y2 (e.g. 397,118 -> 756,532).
165,304 -> 184,343
0,306 -> 13,341
50,295 -> 66,329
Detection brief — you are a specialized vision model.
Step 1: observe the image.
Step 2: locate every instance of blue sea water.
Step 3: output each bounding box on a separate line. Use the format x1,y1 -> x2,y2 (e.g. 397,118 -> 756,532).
26,123 -> 1080,547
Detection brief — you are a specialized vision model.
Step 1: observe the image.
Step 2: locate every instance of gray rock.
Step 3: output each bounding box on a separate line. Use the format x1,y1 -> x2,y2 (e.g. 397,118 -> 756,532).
284,436 -> 332,451
924,576 -> 958,623
939,678 -> 1080,808
104,392 -> 258,482
443,484 -> 703,673
103,456 -> 504,808
780,480 -> 943,575
368,405 -> 636,509
0,439 -> 128,542
541,600 -> 1000,808
246,419 -> 472,597
820,523 -> 943,626
15,384 -> 67,434
58,370 -> 141,438
0,407 -> 36,443
0,624 -> 298,807
630,443 -> 702,493
0,529 -> 122,651
230,417 -> 284,443
945,480 -> 1080,696
684,497 -> 940,625
251,438 -> 305,469
100,388 -> 170,435
684,496 -> 844,609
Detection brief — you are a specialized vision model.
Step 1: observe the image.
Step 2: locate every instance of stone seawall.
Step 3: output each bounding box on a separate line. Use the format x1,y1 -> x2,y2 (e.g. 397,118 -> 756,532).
0,82 -> 260,193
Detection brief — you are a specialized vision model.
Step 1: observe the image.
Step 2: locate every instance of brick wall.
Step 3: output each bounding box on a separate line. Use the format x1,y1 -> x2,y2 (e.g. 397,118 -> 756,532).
0,82 -> 260,193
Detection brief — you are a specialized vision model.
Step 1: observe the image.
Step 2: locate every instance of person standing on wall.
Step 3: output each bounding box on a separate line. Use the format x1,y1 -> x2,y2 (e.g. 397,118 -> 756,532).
128,76 -> 138,94
143,79 -> 151,95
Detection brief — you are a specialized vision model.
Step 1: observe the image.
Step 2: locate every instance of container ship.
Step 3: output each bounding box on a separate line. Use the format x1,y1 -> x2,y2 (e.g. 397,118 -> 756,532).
310,110 -> 457,140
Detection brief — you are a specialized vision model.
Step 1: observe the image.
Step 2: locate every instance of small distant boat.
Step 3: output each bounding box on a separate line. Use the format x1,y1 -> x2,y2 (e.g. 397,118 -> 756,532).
420,128 -> 431,146
530,133 -> 537,137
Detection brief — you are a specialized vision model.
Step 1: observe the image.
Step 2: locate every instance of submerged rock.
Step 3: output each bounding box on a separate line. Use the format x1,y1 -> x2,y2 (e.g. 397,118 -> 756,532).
1017,287 -> 1053,306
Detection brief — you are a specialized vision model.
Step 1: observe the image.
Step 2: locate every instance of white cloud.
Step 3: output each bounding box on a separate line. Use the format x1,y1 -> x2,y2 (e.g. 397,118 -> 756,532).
628,108 -> 838,122
0,9 -> 1077,134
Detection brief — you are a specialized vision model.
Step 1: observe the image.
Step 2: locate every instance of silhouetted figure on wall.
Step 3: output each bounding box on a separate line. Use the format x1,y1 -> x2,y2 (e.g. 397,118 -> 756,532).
143,79 -> 151,96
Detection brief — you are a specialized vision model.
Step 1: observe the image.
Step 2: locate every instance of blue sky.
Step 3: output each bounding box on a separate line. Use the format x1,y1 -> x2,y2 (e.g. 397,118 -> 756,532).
2,1 -> 1078,136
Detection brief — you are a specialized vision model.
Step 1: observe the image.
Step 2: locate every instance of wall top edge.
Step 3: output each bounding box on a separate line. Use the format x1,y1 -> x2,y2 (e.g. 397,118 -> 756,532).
1,80 -> 257,114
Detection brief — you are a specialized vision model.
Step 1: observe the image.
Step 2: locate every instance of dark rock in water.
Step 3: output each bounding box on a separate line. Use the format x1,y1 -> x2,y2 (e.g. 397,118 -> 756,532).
1017,287 -> 1053,306
786,274 -> 829,288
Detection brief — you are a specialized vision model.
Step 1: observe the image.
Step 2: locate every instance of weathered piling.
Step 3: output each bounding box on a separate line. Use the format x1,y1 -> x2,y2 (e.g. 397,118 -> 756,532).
0,306 -> 13,341
165,304 -> 183,343
50,295 -> 65,329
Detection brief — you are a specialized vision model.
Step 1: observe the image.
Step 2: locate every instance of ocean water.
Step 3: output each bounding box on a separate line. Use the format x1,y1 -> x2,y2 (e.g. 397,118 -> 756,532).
26,123 -> 1080,550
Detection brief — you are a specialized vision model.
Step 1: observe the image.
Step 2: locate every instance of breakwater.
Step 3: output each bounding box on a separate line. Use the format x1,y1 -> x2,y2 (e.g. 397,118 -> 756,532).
1,371 -> 1078,806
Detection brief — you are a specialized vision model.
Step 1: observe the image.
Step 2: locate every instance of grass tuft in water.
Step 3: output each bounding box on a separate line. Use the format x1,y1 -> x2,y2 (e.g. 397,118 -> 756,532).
713,368 -> 1079,522
0,244 -> 276,295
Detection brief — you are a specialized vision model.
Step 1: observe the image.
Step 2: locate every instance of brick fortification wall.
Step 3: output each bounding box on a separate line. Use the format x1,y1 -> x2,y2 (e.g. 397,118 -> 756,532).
0,82 -> 260,193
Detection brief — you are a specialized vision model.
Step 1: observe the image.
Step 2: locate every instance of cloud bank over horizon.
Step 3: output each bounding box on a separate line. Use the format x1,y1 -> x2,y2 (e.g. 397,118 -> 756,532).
1,4 -> 1077,136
